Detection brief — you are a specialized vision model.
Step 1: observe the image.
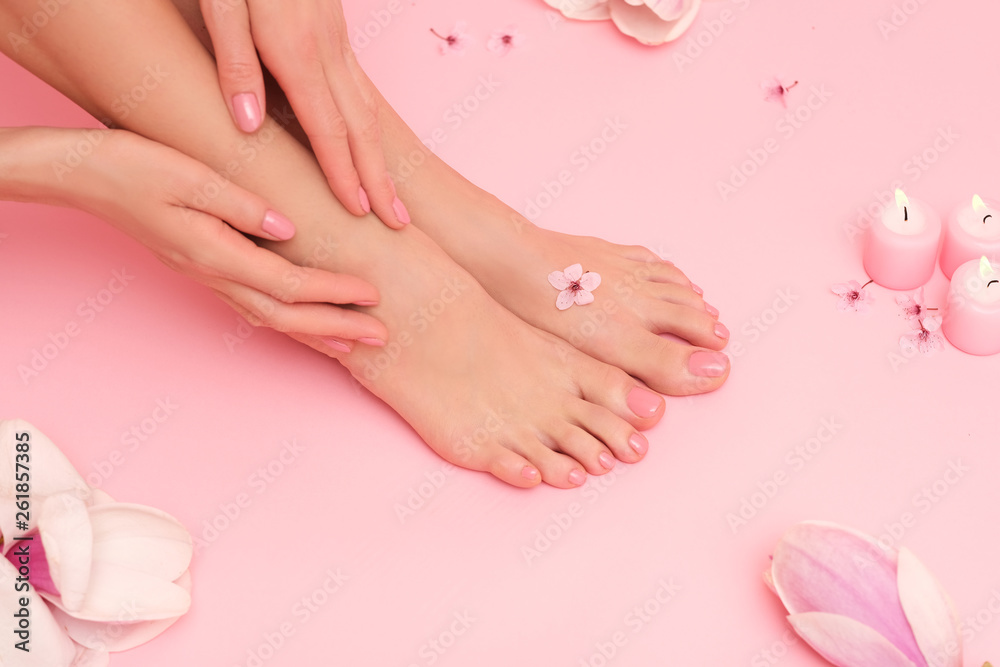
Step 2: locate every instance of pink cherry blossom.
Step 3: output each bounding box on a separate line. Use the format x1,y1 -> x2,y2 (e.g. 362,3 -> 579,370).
549,263 -> 601,310
761,77 -> 798,107
900,315 -> 944,355
832,280 -> 875,313
896,288 -> 929,320
487,25 -> 524,56
430,22 -> 471,55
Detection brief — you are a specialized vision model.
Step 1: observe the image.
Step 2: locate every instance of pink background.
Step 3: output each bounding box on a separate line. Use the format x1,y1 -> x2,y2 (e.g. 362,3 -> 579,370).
2,0 -> 999,664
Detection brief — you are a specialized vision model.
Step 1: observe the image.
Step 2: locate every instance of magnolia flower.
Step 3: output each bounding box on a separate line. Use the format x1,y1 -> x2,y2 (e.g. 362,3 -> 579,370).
544,0 -> 702,46
549,263 -> 602,310
430,22 -> 472,55
900,316 -> 943,355
832,280 -> 875,313
0,420 -> 192,666
765,521 -> 962,667
487,25 -> 525,56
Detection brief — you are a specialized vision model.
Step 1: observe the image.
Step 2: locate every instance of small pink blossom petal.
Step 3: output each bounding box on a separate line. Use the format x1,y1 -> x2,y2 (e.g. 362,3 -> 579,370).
556,290 -> 576,310
0,557 -> 78,667
771,521 -> 927,666
548,271 -> 571,290
897,548 -> 962,667
563,263 -> 584,282
574,290 -> 596,306
578,272 -> 602,291
787,612 -> 919,667
40,493 -> 94,612
761,78 -> 787,106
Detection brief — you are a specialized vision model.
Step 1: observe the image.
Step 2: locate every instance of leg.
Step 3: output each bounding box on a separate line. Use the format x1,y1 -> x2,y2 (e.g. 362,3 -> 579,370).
0,0 -> 666,488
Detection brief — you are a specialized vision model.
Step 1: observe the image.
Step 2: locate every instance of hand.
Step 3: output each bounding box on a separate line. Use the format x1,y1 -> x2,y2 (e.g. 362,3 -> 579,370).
5,127 -> 386,351
203,0 -> 410,228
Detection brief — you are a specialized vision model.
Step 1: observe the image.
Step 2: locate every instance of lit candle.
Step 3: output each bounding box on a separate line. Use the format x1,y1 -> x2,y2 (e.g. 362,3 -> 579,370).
941,256 -> 1000,355
938,194 -> 1000,278
863,189 -> 942,290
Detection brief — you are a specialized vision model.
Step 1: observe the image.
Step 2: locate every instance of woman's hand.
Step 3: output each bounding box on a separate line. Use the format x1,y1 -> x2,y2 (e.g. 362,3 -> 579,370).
0,127 -> 386,351
202,0 -> 410,228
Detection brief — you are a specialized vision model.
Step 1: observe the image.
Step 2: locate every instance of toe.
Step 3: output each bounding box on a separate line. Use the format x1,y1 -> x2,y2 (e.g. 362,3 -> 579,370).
622,330 -> 731,396
570,352 -> 666,429
644,282 -> 705,309
645,301 -> 729,349
506,431 -> 588,489
545,421 -> 616,475
443,439 -> 541,489
568,399 -> 648,464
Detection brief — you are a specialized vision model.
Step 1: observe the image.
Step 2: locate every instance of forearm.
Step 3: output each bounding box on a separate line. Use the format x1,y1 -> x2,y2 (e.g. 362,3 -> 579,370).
0,126 -> 112,207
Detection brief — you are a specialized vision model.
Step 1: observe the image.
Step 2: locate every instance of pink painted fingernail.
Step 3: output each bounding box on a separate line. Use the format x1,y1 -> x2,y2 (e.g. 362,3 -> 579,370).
358,186 -> 371,213
232,93 -> 262,133
629,433 -> 648,456
357,337 -> 386,347
568,469 -> 586,486
626,386 -> 662,418
705,303 -> 719,318
688,350 -> 728,377
521,466 -> 539,481
714,322 -> 730,339
392,197 -> 411,224
354,300 -> 378,307
322,338 -> 351,353
599,452 -> 615,470
691,283 -> 704,295
262,209 -> 295,240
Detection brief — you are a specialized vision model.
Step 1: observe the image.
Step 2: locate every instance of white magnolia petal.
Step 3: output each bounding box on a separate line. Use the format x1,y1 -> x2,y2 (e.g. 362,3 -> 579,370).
40,494 -> 94,612
575,290 -> 596,306
0,557 -> 77,667
71,644 -> 110,667
563,263 -> 584,281
643,0 -> 690,21
52,570 -> 191,652
545,0 -> 612,20
897,548 -> 962,667
89,504 -> 193,582
608,0 -> 702,45
548,271 -> 572,290
578,272 -> 602,291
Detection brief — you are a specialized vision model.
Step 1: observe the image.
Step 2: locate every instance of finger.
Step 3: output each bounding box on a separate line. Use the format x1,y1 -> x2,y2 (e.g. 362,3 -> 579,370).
178,208 -> 381,307
210,281 -> 388,343
183,163 -> 297,242
201,0 -> 266,133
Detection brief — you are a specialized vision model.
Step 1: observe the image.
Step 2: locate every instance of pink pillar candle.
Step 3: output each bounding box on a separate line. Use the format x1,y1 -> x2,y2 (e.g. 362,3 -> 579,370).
939,194 -> 1000,279
942,256 -> 1000,356
863,189 -> 941,290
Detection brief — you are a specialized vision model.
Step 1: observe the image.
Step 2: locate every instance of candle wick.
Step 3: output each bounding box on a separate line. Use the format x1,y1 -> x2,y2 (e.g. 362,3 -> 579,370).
861,279 -> 874,289
903,206 -> 908,222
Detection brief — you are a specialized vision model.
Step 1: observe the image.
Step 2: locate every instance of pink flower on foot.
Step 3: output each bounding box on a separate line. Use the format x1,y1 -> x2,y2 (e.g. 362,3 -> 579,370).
487,25 -> 524,56
766,521 -> 963,667
430,22 -> 471,55
896,288 -> 927,321
832,280 -> 875,313
549,263 -> 601,310
900,315 -> 944,355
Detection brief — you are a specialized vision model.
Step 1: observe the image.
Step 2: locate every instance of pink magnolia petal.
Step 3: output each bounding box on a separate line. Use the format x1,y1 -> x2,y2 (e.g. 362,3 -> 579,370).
89,504 -> 193,582
556,290 -> 577,310
563,263 -> 584,281
544,0 -> 612,20
0,420 -> 91,551
0,558 -> 78,667
578,272 -> 602,291
788,612 -> 919,667
574,290 -> 596,306
771,521 -> 927,666
52,570 -> 191,652
71,644 -> 110,667
549,271 -> 571,290
897,548 -> 962,667
42,560 -> 191,622
608,0 -> 701,45
40,493 -> 94,612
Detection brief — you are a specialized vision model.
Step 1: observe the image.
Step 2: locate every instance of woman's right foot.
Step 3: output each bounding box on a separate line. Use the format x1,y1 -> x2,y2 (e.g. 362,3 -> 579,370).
287,229 -> 665,489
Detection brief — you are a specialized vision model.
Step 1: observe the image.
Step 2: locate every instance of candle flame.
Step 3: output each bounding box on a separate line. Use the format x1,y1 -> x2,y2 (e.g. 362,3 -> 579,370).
894,189 -> 909,209
973,194 -> 987,212
979,256 -> 995,280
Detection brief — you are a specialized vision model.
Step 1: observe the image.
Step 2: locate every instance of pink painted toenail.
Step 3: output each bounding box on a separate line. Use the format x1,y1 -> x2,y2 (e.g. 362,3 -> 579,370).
714,322 -> 730,339
691,283 -> 704,295
688,350 -> 729,377
705,303 -> 719,317
568,469 -> 586,486
629,433 -> 648,456
599,452 -> 615,470
626,386 -> 662,418
322,338 -> 352,353
392,197 -> 411,224
522,466 -> 539,481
